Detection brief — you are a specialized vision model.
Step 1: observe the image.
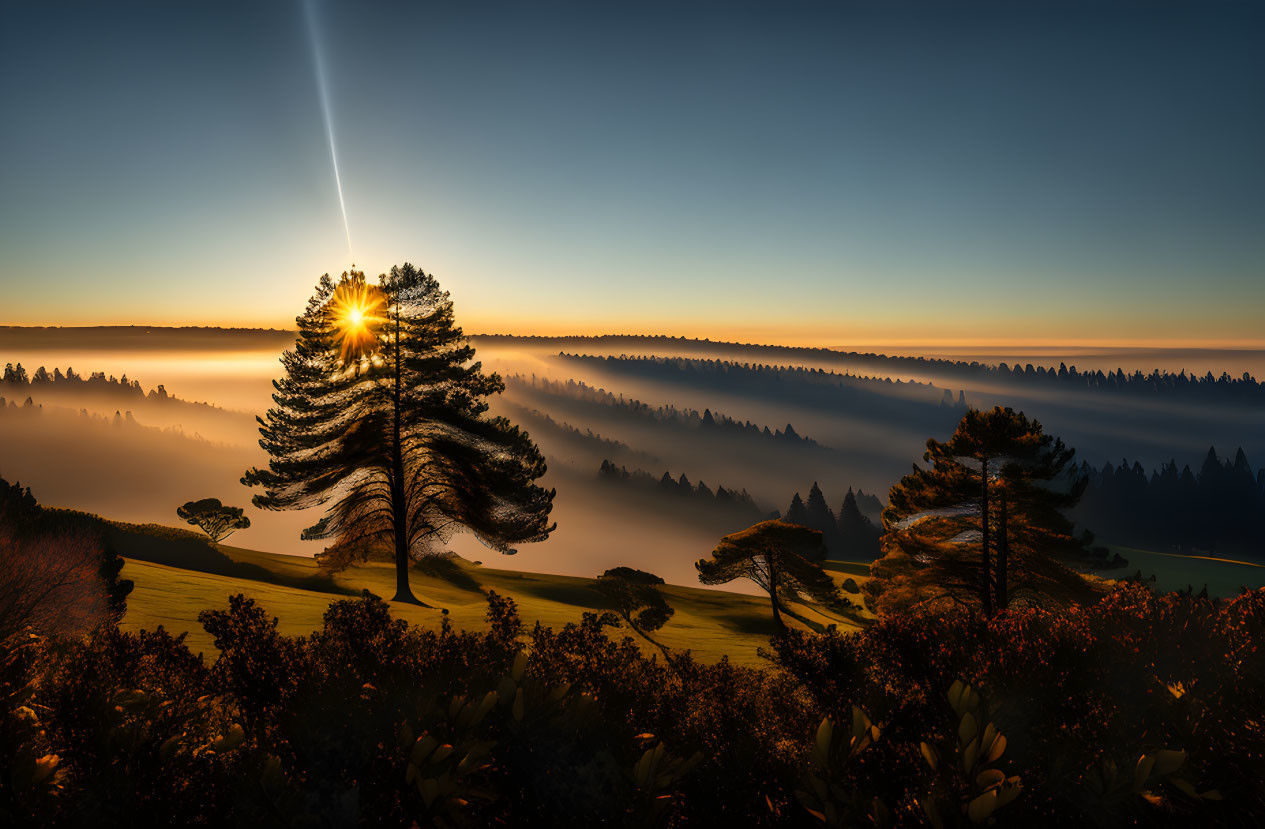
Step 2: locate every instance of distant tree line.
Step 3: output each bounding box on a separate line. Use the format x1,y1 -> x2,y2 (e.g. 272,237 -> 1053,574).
0,361 -> 224,413
558,354 -> 965,432
1074,447 -> 1265,559
781,482 -> 884,560
597,459 -> 766,520
482,335 -> 1265,404
508,375 -> 827,448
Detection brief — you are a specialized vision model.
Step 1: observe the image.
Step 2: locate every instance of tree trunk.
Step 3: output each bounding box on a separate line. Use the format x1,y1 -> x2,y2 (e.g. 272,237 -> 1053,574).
980,457 -> 993,615
996,485 -> 1009,610
632,624 -> 682,679
388,307 -> 426,606
767,554 -> 785,629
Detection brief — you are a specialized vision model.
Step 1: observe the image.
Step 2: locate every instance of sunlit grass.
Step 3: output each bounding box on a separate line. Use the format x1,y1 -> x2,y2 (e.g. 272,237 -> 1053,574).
120,541 -> 870,665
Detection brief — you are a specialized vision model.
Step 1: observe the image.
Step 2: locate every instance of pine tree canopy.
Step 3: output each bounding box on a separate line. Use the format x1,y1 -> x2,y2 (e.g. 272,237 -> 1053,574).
867,407 -> 1096,615
243,265 -> 555,604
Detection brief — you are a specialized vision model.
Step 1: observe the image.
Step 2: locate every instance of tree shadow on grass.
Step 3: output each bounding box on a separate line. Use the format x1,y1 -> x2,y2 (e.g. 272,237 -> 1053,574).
502,579 -> 607,610
110,525 -> 355,596
411,555 -> 482,594
713,611 -> 779,636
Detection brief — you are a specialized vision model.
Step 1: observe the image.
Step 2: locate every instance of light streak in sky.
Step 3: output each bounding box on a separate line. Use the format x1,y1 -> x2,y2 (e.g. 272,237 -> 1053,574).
304,0 -> 354,262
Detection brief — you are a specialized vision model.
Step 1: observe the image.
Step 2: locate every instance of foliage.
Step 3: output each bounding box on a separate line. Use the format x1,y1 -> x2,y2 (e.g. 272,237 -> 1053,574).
697,519 -> 840,629
175,498 -> 250,544
243,266 -> 554,604
1074,447 -> 1265,559
870,407 -> 1096,615
0,478 -> 132,640
2,583 -> 1263,825
593,567 -> 676,667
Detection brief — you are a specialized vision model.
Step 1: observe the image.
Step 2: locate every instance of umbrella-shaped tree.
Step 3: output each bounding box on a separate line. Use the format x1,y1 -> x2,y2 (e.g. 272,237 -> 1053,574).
594,566 -> 676,665
696,519 -> 838,630
176,498 -> 251,544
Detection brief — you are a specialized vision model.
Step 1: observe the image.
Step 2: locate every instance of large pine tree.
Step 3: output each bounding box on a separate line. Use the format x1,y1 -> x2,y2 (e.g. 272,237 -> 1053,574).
243,266 -> 554,605
866,407 -> 1093,615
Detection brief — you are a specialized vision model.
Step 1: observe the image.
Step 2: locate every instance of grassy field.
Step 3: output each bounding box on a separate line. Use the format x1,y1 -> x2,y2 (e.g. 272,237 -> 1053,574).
1110,545 -> 1265,598
116,529 -> 872,666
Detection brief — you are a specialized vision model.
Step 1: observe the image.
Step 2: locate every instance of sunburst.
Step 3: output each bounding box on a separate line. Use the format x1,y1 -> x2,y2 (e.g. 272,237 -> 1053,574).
327,277 -> 386,366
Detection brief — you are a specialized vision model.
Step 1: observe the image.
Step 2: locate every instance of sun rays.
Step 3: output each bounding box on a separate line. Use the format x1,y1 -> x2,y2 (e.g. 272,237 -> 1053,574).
328,277 -> 386,367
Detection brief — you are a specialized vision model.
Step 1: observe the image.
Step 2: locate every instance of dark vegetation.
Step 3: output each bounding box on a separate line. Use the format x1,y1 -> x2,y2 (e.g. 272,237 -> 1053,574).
243,267 -> 555,606
784,483 -> 884,560
2,361 -> 224,412
869,408 -> 1113,615
697,520 -> 844,630
0,479 -> 132,641
2,584 -> 1260,826
598,459 -> 766,518
1074,447 -> 1265,559
177,498 -> 251,544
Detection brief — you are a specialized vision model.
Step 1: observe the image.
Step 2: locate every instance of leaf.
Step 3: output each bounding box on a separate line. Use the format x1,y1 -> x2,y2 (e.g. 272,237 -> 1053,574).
959,712 -> 978,745
996,779 -> 1023,809
986,734 -> 1007,763
963,737 -> 980,772
850,706 -> 870,741
512,688 -> 524,723
815,718 -> 833,763
1152,749 -> 1186,777
976,769 -> 1005,791
32,754 -> 60,784
411,735 -> 438,765
472,691 -> 498,726
1134,754 -> 1157,790
511,650 -> 528,682
920,741 -> 939,771
967,790 -> 998,824
419,777 -> 439,808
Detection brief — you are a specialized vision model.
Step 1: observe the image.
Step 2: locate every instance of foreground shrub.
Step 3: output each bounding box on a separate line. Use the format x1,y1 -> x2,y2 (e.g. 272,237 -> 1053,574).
1,584 -> 1261,826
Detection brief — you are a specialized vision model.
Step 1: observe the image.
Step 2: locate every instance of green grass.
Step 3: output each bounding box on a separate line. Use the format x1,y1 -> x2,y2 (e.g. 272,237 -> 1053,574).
1109,545 -> 1265,598
118,531 -> 871,666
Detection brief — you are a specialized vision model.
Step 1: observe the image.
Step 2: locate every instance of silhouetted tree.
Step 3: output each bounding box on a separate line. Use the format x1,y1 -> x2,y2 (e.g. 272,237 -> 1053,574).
785,493 -> 809,526
696,520 -> 838,629
868,407 -> 1092,615
176,498 -> 251,544
837,488 -> 881,559
594,567 -> 676,666
244,266 -> 555,605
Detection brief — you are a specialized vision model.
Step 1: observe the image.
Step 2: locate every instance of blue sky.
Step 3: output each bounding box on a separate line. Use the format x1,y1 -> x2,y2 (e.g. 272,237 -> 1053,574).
2,1 -> 1262,344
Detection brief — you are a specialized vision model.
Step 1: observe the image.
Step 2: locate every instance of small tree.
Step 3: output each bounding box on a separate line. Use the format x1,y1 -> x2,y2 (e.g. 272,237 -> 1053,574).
176,498 -> 251,544
0,477 -> 131,639
696,520 -> 839,630
594,567 -> 676,665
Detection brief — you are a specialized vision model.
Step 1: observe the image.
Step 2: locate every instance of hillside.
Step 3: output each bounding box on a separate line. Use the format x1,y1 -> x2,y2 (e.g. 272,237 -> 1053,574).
112,522 -> 873,665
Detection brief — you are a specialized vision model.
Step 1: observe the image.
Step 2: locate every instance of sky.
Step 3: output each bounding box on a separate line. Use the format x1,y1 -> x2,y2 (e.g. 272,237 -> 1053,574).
1,0 -> 1263,346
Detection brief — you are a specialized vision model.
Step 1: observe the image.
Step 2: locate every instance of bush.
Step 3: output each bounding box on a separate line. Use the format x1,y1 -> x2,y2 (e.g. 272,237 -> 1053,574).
2,585 -> 1261,826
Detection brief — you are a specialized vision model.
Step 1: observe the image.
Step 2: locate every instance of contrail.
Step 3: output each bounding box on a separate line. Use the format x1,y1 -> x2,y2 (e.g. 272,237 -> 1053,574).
304,0 -> 354,262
